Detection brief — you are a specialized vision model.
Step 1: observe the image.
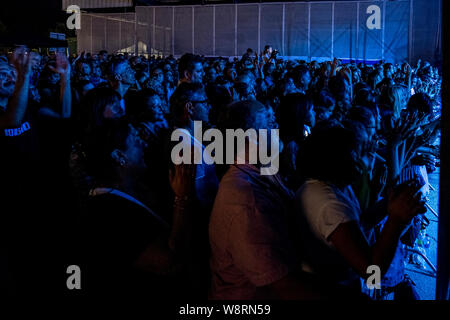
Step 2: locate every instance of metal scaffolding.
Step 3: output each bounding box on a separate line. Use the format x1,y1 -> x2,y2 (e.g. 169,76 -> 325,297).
76,0 -> 439,63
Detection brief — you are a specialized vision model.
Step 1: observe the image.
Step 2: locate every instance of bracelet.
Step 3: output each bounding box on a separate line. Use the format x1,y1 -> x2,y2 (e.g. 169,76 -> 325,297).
174,195 -> 190,202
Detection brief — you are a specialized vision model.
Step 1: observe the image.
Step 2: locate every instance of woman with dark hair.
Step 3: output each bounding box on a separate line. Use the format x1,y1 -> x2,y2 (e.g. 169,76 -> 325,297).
125,88 -> 169,153
163,69 -> 177,103
368,69 -> 383,93
347,106 -> 378,142
278,93 -> 315,144
406,92 -> 433,120
80,120 -> 197,298
343,118 -> 387,217
205,83 -> 233,128
354,86 -> 376,108
37,61 -> 61,111
82,87 -> 124,130
314,90 -> 335,123
70,87 -> 126,200
262,44 -> 274,64
329,74 -> 352,122
134,88 -> 166,123
291,65 -> 311,94
278,93 -> 315,190
294,126 -> 426,295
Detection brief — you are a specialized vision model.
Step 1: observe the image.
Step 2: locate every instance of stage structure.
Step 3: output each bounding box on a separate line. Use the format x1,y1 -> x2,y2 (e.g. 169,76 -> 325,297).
74,0 -> 441,64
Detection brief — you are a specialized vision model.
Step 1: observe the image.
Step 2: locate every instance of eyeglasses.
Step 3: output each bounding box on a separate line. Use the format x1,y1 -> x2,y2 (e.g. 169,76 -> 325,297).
0,71 -> 11,79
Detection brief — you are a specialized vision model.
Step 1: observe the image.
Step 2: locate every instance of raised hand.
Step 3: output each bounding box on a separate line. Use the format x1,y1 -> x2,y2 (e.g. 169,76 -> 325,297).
73,51 -> 85,63
331,57 -> 339,69
416,59 -> 421,70
10,46 -> 33,80
387,111 -> 419,147
388,180 -> 426,226
49,52 -> 71,79
404,63 -> 412,76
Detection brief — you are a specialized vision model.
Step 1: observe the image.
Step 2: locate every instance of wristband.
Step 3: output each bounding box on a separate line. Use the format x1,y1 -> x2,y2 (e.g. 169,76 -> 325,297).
174,195 -> 190,202
174,195 -> 191,209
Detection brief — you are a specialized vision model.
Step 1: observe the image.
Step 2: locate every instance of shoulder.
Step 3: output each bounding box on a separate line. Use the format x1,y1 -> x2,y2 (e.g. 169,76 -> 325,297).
295,180 -> 360,240
296,179 -> 337,205
86,193 -> 159,228
296,179 -> 358,213
209,166 -> 257,232
215,165 -> 257,208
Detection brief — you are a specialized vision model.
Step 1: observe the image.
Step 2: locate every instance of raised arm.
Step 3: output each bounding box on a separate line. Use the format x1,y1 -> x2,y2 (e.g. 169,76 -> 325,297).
328,182 -> 425,279
0,46 -> 32,129
133,163 -> 195,276
46,52 -> 72,119
385,114 -> 417,184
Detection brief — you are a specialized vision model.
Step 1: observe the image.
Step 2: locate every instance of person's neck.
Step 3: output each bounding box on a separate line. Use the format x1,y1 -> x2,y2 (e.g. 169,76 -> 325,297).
179,78 -> 190,85
113,82 -> 130,98
234,144 -> 262,168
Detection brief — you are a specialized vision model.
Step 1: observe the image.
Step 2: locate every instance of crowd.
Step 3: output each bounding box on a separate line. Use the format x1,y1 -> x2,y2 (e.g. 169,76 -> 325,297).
0,44 -> 441,299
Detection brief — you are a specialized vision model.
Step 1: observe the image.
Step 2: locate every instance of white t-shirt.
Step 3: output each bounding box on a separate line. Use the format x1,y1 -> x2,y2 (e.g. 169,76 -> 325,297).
295,179 -> 363,285
172,127 -> 219,209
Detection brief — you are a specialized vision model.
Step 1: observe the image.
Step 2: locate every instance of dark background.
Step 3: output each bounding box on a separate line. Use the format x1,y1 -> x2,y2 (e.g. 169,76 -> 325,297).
0,0 -> 66,35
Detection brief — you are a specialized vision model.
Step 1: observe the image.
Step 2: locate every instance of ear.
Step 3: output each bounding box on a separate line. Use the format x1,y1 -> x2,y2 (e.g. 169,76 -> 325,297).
184,101 -> 194,119
184,70 -> 191,81
115,73 -> 122,82
111,149 -> 127,167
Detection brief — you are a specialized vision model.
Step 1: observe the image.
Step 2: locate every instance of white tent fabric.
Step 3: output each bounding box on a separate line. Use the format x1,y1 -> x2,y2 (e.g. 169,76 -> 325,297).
76,0 -> 440,64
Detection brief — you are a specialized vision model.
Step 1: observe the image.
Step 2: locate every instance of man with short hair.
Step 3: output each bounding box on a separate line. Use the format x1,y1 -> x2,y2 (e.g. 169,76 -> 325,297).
106,59 -> 136,115
107,59 -> 136,96
168,82 -> 218,298
98,50 -> 108,63
170,82 -> 211,129
263,45 -> 274,64
234,73 -> 257,101
177,53 -> 204,85
209,100 -> 358,300
241,48 -> 255,62
292,65 -> 311,94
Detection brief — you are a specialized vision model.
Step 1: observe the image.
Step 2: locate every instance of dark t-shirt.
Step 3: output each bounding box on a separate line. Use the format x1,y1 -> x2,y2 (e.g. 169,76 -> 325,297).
0,104 -> 75,295
0,106 -> 42,226
80,192 -> 184,298
0,103 -> 74,215
0,105 -> 40,170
